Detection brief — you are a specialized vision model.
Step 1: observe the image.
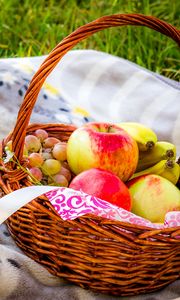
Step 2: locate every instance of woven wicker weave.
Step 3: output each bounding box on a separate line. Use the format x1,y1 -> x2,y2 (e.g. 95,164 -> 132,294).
0,14 -> 180,296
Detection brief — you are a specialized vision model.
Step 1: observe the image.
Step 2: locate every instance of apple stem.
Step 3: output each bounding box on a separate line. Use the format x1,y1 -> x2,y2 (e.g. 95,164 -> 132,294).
108,126 -> 112,133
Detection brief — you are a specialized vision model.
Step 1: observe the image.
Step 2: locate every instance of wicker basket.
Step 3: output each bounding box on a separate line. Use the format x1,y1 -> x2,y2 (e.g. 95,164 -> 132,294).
0,14 -> 180,297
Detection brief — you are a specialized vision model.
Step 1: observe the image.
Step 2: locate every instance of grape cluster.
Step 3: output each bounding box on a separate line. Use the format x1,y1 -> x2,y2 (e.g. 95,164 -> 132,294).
7,129 -> 72,187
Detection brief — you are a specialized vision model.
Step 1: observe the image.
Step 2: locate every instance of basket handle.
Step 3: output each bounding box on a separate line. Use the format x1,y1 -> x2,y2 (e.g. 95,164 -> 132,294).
11,13 -> 180,161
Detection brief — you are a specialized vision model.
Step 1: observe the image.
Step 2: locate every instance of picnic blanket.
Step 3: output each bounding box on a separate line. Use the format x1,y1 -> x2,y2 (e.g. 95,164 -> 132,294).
0,50 -> 180,300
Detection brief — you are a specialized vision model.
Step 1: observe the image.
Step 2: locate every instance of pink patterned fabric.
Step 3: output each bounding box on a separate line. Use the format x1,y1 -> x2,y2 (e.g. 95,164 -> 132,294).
45,187 -> 180,229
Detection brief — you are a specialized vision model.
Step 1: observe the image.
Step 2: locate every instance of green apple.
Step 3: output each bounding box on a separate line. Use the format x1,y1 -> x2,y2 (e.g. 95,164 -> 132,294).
127,174 -> 180,223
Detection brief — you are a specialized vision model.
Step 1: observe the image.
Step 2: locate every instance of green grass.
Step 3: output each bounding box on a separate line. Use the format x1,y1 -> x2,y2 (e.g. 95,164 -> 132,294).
0,0 -> 179,80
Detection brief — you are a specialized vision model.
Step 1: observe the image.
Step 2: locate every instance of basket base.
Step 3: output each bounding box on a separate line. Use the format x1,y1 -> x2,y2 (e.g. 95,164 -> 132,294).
6,200 -> 180,297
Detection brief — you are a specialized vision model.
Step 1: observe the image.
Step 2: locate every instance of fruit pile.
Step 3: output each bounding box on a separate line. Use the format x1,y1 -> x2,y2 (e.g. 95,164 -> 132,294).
66,121 -> 180,224
5,129 -> 71,187
3,122 -> 180,224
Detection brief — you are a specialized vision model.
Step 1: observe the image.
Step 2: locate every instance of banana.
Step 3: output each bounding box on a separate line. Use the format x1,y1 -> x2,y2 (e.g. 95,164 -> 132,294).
136,141 -> 176,171
160,161 -> 180,185
130,159 -> 180,185
116,122 -> 157,151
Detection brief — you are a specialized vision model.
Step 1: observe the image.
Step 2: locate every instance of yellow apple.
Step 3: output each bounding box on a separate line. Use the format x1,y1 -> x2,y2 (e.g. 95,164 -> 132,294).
67,122 -> 138,182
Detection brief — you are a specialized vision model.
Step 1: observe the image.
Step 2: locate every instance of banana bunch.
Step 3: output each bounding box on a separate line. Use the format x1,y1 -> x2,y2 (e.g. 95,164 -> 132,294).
116,122 -> 179,185
131,159 -> 180,185
137,141 -> 176,171
116,122 -> 157,151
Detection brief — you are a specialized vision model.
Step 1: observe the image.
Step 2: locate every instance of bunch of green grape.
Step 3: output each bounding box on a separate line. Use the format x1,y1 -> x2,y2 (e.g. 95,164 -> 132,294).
7,129 -> 72,187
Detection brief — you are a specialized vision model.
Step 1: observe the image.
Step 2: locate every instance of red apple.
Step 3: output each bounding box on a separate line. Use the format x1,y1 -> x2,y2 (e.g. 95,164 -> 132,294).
127,174 -> 180,223
69,168 -> 132,211
67,122 -> 138,182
